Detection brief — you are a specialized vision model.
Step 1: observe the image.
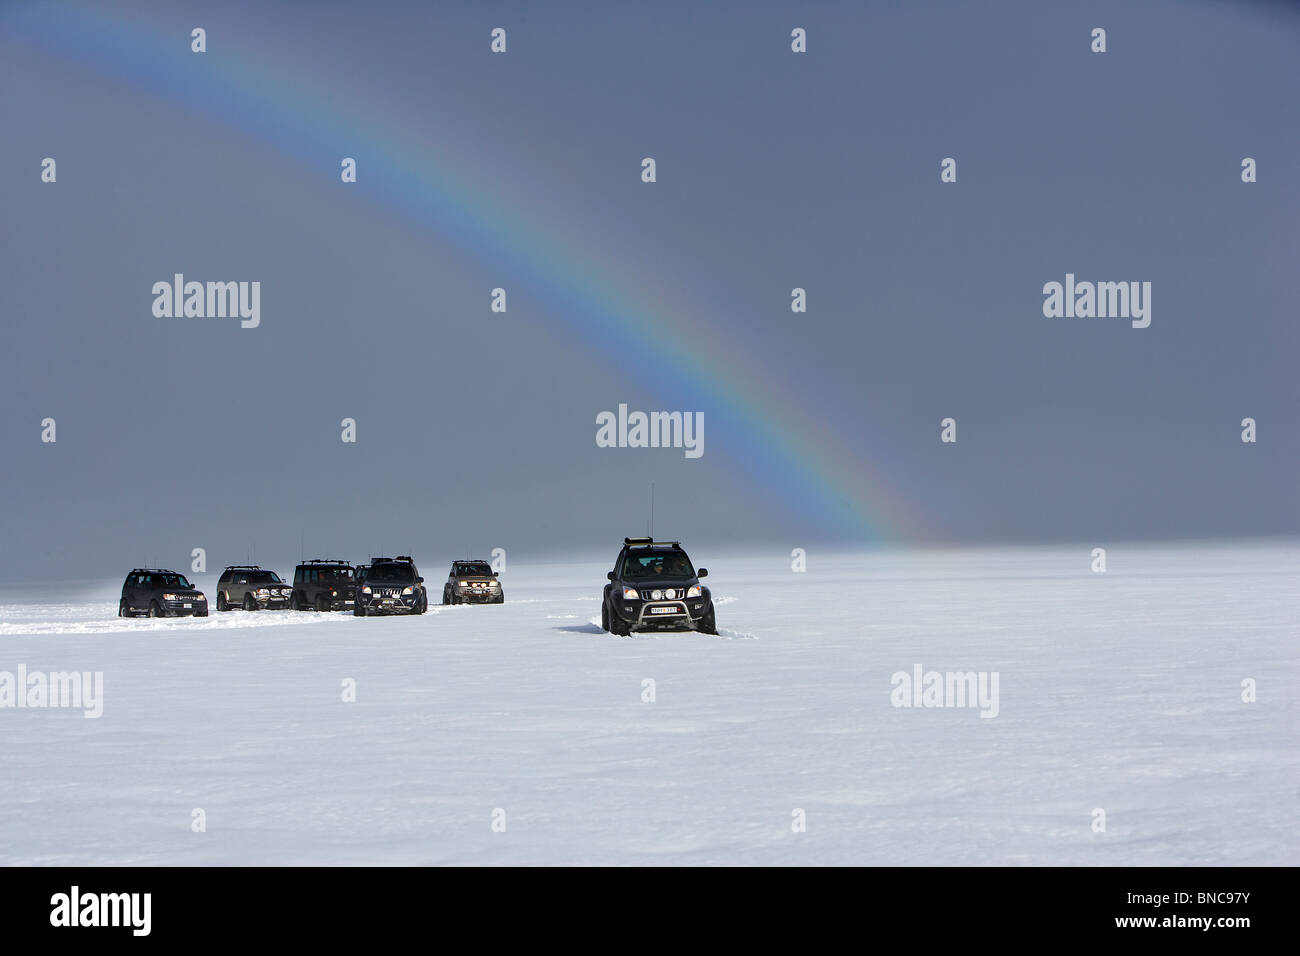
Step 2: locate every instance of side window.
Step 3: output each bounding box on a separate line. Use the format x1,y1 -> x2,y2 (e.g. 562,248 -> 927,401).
309,570 -> 318,585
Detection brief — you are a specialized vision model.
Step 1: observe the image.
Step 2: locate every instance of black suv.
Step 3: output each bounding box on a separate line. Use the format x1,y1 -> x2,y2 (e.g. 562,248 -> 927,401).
119,569 -> 208,618
355,556 -> 428,616
601,537 -> 715,635
442,560 -> 504,604
215,566 -> 292,611
291,559 -> 357,611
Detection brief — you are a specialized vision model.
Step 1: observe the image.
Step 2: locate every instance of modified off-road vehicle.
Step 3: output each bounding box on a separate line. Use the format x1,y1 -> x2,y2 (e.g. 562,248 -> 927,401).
354,556 -> 428,616
601,537 -> 716,635
215,566 -> 292,611
119,569 -> 208,618
442,560 -> 504,604
290,559 -> 357,611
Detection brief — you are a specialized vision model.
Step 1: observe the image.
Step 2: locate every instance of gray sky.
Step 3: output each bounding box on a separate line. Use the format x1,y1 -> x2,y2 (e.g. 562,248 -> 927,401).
1,0 -> 1297,581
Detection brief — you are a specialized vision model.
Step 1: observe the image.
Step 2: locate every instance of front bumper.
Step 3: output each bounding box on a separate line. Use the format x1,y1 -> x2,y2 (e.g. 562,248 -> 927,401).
614,598 -> 709,630
164,598 -> 208,616
358,592 -> 421,614
456,588 -> 503,604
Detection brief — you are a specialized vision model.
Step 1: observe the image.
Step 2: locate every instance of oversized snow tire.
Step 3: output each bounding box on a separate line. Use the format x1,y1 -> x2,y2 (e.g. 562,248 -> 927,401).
696,607 -> 718,636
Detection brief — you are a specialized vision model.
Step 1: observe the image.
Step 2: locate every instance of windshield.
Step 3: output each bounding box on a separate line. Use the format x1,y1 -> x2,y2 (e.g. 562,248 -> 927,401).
247,571 -> 282,584
621,551 -> 694,579
366,564 -> 414,583
317,567 -> 353,581
156,574 -> 193,588
455,564 -> 493,578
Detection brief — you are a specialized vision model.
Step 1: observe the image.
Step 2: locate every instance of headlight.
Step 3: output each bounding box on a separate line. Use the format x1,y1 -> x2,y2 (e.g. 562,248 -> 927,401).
622,587 -> 639,600
361,586 -> 372,594
650,589 -> 664,600
330,589 -> 337,596
194,594 -> 206,601
256,588 -> 270,596
402,586 -> 414,595
687,585 -> 702,598
163,593 -> 176,601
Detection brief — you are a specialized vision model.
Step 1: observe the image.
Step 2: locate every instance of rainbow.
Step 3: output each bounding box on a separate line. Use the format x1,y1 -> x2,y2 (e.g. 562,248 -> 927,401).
5,3 -> 940,543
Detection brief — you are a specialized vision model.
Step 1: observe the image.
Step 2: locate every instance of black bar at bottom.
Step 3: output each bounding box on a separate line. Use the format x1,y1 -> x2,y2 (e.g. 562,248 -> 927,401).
0,865 -> 1285,943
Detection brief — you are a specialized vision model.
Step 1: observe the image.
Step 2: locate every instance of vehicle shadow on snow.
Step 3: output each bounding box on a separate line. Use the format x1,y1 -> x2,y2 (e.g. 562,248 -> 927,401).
552,622 -> 663,639
552,621 -> 754,640
554,623 -> 606,635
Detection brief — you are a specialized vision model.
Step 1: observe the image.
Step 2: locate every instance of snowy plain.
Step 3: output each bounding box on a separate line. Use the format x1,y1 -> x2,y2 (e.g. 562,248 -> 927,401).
0,543 -> 1296,866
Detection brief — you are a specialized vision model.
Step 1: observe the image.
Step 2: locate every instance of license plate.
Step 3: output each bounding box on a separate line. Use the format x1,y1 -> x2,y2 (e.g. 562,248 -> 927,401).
182,603 -> 192,609
650,606 -> 679,615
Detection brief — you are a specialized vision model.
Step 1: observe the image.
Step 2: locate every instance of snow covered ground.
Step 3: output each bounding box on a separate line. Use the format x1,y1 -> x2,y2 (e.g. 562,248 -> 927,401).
1,543 -> 1296,865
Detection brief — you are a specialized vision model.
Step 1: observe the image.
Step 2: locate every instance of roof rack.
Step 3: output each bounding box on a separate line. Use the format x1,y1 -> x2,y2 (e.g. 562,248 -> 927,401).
129,568 -> 180,574
302,558 -> 350,565
393,555 -> 414,563
624,538 -> 681,549
222,565 -> 262,571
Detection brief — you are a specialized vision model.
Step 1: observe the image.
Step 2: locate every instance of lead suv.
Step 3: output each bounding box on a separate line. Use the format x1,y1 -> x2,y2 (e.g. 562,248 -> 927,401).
215,566 -> 292,611
442,560 -> 504,604
354,556 -> 428,616
119,569 -> 208,618
601,537 -> 715,635
291,559 -> 357,611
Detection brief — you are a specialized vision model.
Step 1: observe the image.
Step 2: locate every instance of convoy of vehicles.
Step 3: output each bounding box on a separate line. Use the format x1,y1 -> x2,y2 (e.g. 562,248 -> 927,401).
117,537 -> 718,635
